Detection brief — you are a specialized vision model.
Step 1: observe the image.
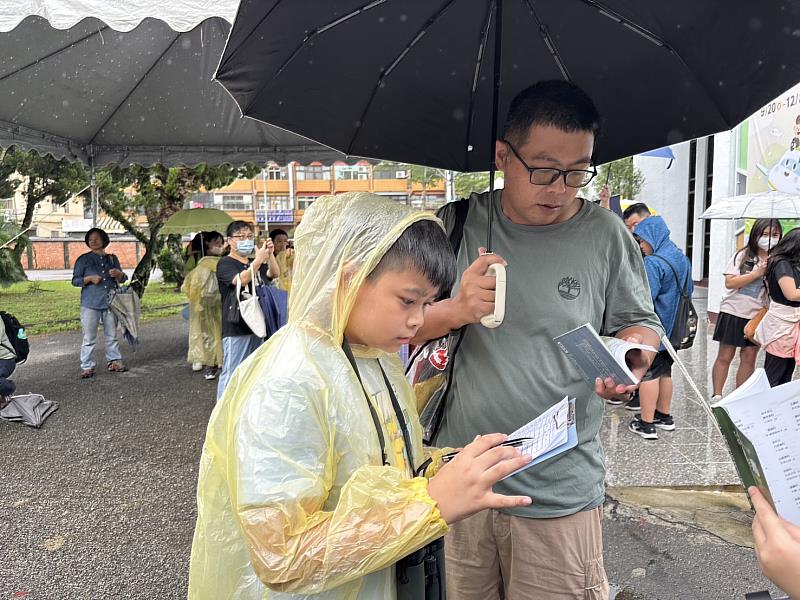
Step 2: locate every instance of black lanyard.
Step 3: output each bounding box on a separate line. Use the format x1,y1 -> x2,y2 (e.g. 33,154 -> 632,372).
342,340 -> 416,472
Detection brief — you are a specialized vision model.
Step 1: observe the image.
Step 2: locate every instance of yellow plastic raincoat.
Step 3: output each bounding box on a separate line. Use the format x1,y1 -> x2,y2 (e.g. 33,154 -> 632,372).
188,192 -> 449,600
275,250 -> 294,293
181,255 -> 222,368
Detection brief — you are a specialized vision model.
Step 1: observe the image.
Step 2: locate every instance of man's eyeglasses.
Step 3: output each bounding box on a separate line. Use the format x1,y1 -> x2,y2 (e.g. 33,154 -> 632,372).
230,234 -> 254,240
501,139 -> 596,188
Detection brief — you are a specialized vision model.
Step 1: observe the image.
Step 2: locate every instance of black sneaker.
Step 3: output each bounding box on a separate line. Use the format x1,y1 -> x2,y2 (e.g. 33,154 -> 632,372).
652,412 -> 675,431
606,396 -> 625,406
624,396 -> 641,411
628,417 -> 658,439
203,367 -> 218,381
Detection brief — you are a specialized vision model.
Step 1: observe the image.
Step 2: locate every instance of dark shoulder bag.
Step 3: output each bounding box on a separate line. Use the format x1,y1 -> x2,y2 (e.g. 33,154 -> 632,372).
406,199 -> 470,444
650,255 -> 698,350
342,341 -> 446,600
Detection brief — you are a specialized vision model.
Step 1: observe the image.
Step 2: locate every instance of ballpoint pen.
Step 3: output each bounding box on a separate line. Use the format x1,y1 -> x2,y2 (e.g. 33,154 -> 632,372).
440,437 -> 536,463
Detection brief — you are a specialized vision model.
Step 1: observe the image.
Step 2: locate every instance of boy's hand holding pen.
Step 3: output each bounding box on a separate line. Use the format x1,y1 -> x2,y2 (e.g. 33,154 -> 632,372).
441,437 -> 534,463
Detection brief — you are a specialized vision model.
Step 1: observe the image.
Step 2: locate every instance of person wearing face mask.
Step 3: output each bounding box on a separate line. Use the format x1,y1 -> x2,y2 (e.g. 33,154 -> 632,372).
182,231 -> 226,381
711,219 -> 783,399
755,227 -> 800,386
216,221 -> 280,400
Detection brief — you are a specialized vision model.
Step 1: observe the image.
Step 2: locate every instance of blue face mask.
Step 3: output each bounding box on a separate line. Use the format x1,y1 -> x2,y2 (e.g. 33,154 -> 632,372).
236,239 -> 255,255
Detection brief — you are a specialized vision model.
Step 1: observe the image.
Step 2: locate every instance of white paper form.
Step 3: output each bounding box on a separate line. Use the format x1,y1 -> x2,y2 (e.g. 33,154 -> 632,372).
723,378 -> 800,525
503,396 -> 571,479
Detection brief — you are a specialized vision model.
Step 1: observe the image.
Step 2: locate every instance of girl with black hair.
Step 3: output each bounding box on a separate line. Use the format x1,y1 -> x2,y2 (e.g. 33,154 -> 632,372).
711,219 -> 782,398
182,231 -> 225,380
71,227 -> 127,378
184,232 -> 206,275
755,227 -> 800,386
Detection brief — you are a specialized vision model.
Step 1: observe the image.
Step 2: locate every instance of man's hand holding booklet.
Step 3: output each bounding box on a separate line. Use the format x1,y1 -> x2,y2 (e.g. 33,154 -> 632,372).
553,323 -> 658,391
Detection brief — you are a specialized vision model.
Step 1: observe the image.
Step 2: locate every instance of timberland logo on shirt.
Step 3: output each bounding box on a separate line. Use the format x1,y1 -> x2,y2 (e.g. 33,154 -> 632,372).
557,276 -> 581,300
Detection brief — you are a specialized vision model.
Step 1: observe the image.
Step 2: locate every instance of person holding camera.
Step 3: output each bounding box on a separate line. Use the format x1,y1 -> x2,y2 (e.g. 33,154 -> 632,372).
216,221 -> 280,400
711,219 -> 782,399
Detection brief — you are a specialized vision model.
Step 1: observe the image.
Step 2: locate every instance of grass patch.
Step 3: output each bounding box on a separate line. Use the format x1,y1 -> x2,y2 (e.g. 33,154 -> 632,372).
0,280 -> 186,336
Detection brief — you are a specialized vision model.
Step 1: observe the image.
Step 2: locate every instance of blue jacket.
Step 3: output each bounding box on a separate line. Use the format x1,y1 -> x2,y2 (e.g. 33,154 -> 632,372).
71,251 -> 126,310
634,216 -> 693,343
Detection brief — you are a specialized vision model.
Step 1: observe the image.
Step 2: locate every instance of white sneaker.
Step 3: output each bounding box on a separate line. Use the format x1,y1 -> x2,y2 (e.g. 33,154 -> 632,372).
192,362 -> 203,372
710,394 -> 722,404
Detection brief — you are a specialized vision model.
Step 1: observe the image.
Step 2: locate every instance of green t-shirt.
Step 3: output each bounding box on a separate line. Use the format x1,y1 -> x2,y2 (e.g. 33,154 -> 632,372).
435,191 -> 663,518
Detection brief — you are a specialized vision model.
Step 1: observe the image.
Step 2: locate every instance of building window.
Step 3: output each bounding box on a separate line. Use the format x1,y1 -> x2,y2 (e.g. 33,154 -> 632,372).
297,196 -> 316,210
217,194 -> 252,211
266,165 -> 287,180
296,165 -> 330,180
259,195 -> 292,211
334,165 -> 370,180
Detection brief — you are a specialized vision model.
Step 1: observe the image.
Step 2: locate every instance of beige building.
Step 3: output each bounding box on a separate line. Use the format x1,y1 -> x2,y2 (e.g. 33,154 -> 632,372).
199,161 -> 449,235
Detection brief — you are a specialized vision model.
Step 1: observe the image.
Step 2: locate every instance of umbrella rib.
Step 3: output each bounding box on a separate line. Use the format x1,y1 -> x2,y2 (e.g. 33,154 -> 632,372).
577,0 -> 733,126
463,1 -> 496,169
344,0 -> 460,157
242,0 -> 388,114
217,0 -> 285,77
0,26 -> 110,84
86,30 -> 186,147
521,0 -> 571,81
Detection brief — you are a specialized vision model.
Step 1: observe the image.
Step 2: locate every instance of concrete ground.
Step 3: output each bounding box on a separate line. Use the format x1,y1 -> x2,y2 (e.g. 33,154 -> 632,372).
0,312 -> 787,599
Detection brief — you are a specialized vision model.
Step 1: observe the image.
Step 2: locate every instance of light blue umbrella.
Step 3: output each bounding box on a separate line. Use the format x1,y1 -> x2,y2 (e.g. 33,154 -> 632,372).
637,146 -> 676,169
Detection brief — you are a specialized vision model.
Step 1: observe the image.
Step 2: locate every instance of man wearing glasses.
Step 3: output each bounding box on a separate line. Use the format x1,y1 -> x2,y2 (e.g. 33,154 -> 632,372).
216,220 -> 280,401
413,80 -> 662,599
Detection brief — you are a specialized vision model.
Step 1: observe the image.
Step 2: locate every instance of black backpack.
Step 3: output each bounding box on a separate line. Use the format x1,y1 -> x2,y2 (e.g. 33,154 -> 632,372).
1,311 -> 30,364
650,255 -> 698,350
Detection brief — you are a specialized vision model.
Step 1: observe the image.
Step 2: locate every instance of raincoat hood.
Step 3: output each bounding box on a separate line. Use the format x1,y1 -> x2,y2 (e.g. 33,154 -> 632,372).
634,215 -> 693,344
290,192 -> 443,342
634,215 -> 672,254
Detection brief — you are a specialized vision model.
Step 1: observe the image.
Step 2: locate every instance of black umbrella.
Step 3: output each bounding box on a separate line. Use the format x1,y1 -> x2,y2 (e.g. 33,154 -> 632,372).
216,0 -> 800,173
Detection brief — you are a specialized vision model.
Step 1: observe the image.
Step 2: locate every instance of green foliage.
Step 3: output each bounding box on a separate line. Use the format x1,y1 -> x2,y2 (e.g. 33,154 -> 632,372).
97,163 -> 259,296
592,157 -> 646,201
0,215 -> 25,287
0,147 -> 89,270
156,234 -> 185,286
454,172 -> 490,199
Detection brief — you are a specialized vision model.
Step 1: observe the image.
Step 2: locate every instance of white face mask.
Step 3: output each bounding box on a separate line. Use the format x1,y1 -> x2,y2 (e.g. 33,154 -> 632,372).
757,236 -> 777,251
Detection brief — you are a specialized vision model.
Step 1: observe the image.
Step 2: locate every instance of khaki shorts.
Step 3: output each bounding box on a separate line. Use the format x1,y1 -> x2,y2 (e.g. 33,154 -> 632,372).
445,507 -> 608,600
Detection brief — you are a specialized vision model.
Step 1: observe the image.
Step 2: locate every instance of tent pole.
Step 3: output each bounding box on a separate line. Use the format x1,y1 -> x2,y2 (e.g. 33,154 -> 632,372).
486,0 -> 503,252
90,155 -> 98,228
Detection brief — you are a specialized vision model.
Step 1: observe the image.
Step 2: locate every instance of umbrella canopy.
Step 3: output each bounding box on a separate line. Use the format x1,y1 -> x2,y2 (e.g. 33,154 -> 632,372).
108,286 -> 141,349
0,393 -> 59,428
160,208 -> 233,235
216,1 -> 800,172
701,191 -> 800,220
0,0 -> 352,167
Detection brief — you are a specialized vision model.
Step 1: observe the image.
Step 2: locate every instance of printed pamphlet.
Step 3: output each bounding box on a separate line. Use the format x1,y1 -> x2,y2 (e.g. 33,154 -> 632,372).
712,369 -> 800,525
553,323 -> 657,387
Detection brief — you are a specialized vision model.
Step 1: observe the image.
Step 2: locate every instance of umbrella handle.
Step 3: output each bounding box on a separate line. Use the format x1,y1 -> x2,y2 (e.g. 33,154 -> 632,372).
480,263 -> 506,328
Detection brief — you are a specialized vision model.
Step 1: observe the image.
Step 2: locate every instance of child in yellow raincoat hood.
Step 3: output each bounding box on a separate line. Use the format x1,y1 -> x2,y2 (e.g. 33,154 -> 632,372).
188,192 -> 533,599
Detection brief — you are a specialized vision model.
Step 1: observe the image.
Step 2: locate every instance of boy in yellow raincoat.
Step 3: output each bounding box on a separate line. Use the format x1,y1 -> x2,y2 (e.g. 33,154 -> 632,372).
188,192 -> 533,599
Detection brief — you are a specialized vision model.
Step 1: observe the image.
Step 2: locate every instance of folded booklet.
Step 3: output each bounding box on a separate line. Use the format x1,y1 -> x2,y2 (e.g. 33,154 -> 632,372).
553,323 -> 657,387
711,368 -> 800,525
502,396 -> 578,479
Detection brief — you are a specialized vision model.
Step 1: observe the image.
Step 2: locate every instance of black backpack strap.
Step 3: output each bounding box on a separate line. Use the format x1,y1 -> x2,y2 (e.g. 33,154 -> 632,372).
650,254 -> 690,296
448,199 -> 470,256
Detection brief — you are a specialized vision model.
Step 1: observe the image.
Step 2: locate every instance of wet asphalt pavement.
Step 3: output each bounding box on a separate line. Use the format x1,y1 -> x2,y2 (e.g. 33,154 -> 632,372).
1,318 -> 212,599
0,317 -> 786,599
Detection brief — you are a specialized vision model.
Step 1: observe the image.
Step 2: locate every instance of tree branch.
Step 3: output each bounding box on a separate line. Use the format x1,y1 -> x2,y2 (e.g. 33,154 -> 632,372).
98,197 -> 148,245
